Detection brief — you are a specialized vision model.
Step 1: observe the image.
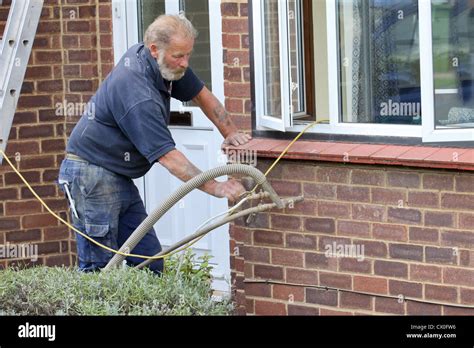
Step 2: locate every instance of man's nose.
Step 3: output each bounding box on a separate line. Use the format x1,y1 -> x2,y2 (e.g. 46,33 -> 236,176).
179,57 -> 189,69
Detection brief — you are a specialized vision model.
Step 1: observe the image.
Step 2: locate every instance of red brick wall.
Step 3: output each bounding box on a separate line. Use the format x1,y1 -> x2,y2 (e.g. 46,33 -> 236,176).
221,0 -> 252,133
230,160 -> 474,315
0,0 -> 113,268
221,1 -> 474,315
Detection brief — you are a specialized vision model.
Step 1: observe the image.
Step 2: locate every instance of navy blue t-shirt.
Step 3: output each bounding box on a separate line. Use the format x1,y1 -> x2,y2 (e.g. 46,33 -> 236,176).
67,43 -> 204,178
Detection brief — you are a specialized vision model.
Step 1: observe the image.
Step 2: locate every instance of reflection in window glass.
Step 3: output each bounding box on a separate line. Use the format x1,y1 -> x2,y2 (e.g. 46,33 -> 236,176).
338,0 -> 421,125
263,0 -> 282,118
289,0 -> 306,116
432,0 -> 474,129
138,0 -> 166,42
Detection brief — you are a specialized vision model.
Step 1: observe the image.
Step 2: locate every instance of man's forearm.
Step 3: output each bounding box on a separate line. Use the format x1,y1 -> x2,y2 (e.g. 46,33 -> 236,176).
193,86 -> 238,138
158,149 -> 216,194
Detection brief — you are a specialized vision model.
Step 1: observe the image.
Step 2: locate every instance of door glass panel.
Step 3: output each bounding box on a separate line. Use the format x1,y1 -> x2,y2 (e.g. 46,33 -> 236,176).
138,0 -> 166,41
180,0 -> 212,93
432,0 -> 474,129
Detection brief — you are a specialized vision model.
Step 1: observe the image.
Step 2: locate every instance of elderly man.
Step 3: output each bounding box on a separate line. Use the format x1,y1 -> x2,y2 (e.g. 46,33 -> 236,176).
58,15 -> 251,274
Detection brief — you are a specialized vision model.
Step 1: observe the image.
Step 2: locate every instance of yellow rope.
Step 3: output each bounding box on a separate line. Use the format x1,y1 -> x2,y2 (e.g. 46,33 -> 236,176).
0,119 -> 328,261
171,119 -> 329,251
251,120 -> 328,193
0,148 -> 174,260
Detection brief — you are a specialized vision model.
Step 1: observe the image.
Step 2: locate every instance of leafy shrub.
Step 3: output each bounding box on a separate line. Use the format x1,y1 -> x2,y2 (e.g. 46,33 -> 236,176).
0,251 -> 233,315
165,249 -> 214,283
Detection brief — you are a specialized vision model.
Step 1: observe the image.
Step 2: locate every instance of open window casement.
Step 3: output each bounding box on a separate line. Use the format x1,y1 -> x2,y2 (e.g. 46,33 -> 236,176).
252,0 -> 293,131
420,0 -> 474,143
251,0 -> 473,144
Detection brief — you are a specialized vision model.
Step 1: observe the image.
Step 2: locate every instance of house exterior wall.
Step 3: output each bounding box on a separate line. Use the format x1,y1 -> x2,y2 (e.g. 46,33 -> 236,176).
221,0 -> 252,133
0,0 -> 472,317
231,160 -> 474,315
221,1 -> 474,315
0,0 -> 113,268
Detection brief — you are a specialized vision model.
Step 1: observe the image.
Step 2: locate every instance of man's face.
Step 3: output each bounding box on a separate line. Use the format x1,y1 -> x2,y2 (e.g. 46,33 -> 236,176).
150,36 -> 194,81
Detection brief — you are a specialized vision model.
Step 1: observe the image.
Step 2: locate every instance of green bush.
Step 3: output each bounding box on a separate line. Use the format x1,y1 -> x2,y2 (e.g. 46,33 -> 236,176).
0,251 -> 233,315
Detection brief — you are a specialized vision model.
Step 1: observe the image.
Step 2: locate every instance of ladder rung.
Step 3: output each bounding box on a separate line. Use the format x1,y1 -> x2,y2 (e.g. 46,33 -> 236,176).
0,0 -> 43,163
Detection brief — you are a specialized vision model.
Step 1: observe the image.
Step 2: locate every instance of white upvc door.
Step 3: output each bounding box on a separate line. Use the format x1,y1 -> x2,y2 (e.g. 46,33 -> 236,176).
112,0 -> 230,292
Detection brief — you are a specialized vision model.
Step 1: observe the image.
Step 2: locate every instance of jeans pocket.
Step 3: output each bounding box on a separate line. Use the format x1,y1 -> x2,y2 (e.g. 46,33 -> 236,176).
85,218 -> 114,260
78,164 -> 103,198
85,223 -> 110,238
75,201 -> 117,267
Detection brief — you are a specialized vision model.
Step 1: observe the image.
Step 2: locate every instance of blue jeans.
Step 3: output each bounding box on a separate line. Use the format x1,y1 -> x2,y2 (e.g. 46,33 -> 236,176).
58,158 -> 163,273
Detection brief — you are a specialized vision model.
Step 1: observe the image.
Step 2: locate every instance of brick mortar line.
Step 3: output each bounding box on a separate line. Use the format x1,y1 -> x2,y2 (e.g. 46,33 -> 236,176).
260,243 -> 469,255
250,261 -> 469,274
252,248 -> 469,267
244,279 -> 474,309
247,260 -> 474,286
244,222 -> 471,233
247,296 -> 382,313
94,1 -> 103,80
263,207 -> 473,218
250,260 -> 474,280
249,260 -> 473,275
250,237 -> 472,252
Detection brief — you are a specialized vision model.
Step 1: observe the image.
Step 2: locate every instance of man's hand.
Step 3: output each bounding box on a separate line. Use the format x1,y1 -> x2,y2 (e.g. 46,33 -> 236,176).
221,131 -> 252,149
193,88 -> 252,148
159,149 -> 246,203
210,179 -> 246,203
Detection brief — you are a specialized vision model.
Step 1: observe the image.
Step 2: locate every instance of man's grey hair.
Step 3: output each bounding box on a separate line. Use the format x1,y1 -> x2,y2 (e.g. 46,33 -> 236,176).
144,14 -> 198,48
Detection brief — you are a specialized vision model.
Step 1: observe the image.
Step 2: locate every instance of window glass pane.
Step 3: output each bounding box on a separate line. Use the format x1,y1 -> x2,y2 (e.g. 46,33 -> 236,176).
263,0 -> 282,118
289,0 -> 305,115
432,0 -> 474,129
338,0 -> 421,125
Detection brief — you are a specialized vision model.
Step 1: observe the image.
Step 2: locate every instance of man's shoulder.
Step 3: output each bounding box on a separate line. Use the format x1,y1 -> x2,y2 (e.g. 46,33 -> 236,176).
105,47 -> 156,103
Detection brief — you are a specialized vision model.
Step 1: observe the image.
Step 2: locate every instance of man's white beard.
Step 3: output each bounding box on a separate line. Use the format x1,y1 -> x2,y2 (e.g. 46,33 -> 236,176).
157,51 -> 186,81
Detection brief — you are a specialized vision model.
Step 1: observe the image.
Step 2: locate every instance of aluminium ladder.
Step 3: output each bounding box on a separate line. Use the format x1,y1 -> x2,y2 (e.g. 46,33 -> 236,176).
0,0 -> 43,163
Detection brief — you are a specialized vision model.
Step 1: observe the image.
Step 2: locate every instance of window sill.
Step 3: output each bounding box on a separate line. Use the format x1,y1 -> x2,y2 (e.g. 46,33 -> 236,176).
225,138 -> 474,171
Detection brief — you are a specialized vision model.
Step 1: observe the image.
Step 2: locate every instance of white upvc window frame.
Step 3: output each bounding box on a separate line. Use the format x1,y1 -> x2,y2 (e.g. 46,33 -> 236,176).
251,0 -> 474,144
419,0 -> 474,143
252,0 -> 292,131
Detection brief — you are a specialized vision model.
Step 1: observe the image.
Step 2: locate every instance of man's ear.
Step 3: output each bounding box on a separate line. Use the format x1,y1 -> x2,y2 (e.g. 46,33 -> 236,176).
149,43 -> 159,59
